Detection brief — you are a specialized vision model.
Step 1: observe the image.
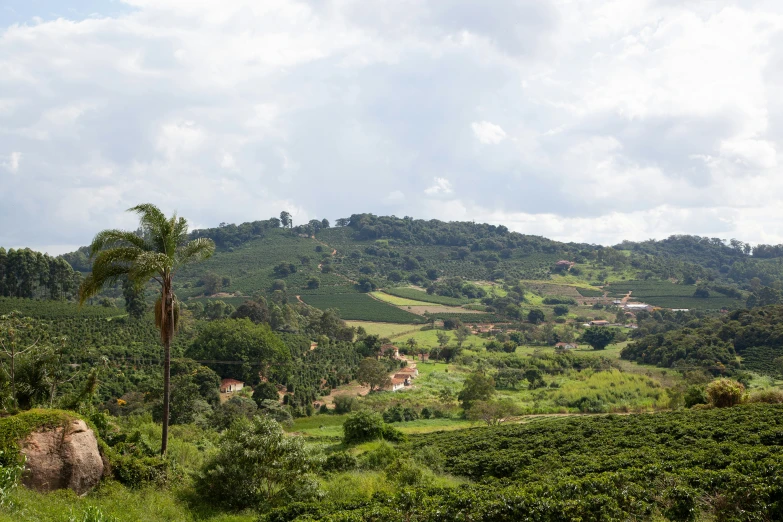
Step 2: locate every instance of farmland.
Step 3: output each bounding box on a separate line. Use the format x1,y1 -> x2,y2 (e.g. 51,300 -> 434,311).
606,280 -> 744,309
382,287 -> 470,305
299,294 -> 424,323
368,291 -> 433,307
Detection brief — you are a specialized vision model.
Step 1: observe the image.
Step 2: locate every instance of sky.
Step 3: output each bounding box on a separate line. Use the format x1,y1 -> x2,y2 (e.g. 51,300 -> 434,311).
2,0 -> 783,255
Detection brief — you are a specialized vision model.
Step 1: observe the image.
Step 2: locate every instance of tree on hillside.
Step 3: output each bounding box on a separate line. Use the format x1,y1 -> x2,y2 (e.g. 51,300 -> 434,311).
79,203 -> 215,455
455,325 -> 472,348
467,399 -> 517,426
406,337 -> 418,353
436,331 -> 451,348
357,358 -> 391,391
458,372 -> 495,409
581,327 -> 616,351
280,211 -> 292,229
527,309 -> 545,324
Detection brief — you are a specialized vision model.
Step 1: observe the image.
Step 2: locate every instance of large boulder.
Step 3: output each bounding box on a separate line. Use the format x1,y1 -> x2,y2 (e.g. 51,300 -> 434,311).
20,418 -> 104,495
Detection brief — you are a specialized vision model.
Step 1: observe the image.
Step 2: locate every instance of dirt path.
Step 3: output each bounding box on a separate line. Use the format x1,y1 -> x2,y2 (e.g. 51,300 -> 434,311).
621,291 -> 633,304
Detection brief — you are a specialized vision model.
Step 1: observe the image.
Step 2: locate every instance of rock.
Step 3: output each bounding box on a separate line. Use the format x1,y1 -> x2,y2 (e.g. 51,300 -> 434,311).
20,419 -> 104,495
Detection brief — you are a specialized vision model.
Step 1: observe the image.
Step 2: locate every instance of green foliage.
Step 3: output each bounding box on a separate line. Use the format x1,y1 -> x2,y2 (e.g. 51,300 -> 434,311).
356,358 -> 391,391
457,372 -> 495,409
705,378 -> 745,407
186,319 -> 290,384
300,294 -> 423,323
0,450 -> 23,508
195,415 -> 321,510
333,395 -> 358,414
68,506 -> 119,522
342,411 -> 403,445
580,327 -> 616,350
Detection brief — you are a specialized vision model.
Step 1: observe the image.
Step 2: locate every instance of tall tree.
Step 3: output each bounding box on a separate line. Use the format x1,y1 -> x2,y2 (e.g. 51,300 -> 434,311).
79,204 -> 215,455
280,211 -> 292,229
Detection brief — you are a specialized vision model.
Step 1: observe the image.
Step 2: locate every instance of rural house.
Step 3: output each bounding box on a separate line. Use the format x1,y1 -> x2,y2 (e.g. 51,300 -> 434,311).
397,366 -> 418,378
393,374 -> 412,386
589,320 -> 610,326
555,342 -> 578,350
387,377 -> 406,392
220,378 -> 244,393
418,352 -> 430,361
379,344 -> 400,358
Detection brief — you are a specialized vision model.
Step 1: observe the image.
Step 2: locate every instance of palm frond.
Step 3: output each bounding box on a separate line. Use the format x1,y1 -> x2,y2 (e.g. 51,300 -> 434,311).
79,263 -> 130,304
89,230 -> 149,258
129,204 -> 168,253
128,251 -> 171,281
176,238 -> 216,266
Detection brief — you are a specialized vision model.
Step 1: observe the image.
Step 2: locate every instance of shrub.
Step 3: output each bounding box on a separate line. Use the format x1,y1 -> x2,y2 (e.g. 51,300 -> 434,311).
684,386 -> 707,408
195,416 -> 321,510
385,457 -> 431,487
747,389 -> 783,404
343,411 -> 385,444
333,395 -> 358,414
361,441 -> 398,470
706,379 -> 745,408
323,452 -> 358,473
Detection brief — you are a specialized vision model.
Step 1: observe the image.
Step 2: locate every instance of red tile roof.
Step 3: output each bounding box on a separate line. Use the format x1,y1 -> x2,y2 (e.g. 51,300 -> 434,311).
221,378 -> 244,385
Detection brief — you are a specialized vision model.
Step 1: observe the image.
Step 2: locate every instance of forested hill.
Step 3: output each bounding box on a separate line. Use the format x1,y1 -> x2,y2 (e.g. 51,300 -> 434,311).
10,212 -> 783,305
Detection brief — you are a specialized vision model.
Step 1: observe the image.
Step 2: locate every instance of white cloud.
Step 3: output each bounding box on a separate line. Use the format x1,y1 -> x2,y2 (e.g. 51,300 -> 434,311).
3,0 -> 783,249
471,120 -> 507,144
424,177 -> 453,195
385,190 -> 405,202
3,151 -> 21,173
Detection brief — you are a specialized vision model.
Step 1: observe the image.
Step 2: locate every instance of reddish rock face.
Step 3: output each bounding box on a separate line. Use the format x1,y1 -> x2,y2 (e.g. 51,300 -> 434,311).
21,419 -> 104,495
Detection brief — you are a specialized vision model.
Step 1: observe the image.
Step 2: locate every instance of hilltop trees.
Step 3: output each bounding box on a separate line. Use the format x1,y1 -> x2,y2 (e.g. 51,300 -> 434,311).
79,203 -> 215,455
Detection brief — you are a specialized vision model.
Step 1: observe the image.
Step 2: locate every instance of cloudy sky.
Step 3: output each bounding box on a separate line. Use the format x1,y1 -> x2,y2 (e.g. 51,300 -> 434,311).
2,0 -> 783,255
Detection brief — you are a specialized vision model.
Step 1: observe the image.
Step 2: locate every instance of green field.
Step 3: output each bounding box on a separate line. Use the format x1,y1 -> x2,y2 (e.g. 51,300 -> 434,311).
606,280 -> 743,310
369,292 -> 434,307
392,329 -> 486,351
383,287 -> 470,305
300,294 -> 424,323
344,321 -> 422,339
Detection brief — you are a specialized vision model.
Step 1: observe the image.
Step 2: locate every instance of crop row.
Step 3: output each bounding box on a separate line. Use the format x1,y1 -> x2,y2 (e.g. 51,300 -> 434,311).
383,287 -> 470,305
299,294 -> 425,323
266,404 -> 783,521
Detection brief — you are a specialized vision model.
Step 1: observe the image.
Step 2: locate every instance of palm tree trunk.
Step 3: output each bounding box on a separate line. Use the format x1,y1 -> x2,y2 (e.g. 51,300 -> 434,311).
161,334 -> 170,456
161,283 -> 173,456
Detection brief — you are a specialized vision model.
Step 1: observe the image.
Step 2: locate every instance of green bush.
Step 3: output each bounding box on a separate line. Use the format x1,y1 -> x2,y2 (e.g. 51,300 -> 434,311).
323,452 -> 357,473
342,410 -> 402,444
195,416 -> 321,510
361,441 -> 399,470
684,385 -> 707,408
706,378 -> 745,408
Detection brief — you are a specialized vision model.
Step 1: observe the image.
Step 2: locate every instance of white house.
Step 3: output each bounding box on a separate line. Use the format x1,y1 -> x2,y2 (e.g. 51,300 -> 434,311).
388,378 -> 406,392
220,378 -> 244,393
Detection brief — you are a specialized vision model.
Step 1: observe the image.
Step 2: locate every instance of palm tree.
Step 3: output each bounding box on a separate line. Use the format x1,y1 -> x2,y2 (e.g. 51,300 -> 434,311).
79,204 -> 214,455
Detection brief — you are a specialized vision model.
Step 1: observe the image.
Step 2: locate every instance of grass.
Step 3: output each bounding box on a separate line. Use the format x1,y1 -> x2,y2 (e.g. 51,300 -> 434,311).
369,292 -> 434,307
2,482 -> 251,522
395,329 -> 486,350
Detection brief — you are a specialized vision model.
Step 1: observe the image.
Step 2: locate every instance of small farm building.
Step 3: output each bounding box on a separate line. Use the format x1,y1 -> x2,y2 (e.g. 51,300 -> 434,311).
220,378 -> 244,393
